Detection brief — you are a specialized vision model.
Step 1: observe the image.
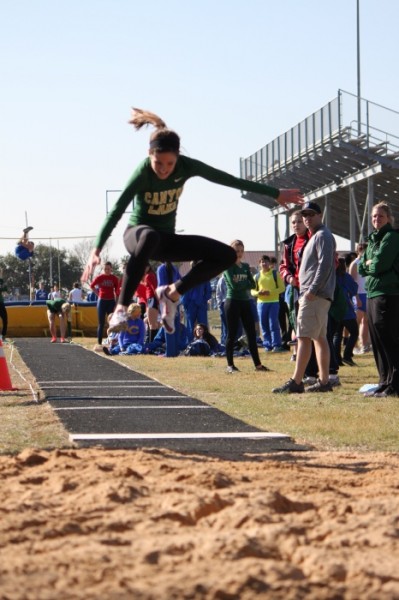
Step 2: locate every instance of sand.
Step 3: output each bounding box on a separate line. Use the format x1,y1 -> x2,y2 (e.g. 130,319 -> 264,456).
1,447 -> 399,599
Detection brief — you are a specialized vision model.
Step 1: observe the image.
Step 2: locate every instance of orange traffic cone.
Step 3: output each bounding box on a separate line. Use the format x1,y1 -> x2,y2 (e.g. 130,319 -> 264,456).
0,337 -> 14,391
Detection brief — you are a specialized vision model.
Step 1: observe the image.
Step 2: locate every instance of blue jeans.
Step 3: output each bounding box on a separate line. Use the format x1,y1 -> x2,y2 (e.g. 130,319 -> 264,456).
257,302 -> 282,349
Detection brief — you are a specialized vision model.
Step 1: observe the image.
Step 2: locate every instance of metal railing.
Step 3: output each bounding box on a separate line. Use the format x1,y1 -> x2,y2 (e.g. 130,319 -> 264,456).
240,89 -> 399,181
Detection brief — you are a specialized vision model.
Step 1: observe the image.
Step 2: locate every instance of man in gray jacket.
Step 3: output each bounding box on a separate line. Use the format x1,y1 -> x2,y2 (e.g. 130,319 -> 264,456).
273,201 -> 336,393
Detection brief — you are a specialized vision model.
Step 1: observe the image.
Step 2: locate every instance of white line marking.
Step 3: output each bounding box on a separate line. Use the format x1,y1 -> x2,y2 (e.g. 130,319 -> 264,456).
55,405 -> 210,411
40,385 -> 164,389
37,380 -> 154,384
47,395 -> 186,400
70,432 -> 290,440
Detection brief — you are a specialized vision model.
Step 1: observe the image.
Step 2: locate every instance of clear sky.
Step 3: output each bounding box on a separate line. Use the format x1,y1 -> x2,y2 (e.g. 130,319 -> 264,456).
2,0 -> 399,262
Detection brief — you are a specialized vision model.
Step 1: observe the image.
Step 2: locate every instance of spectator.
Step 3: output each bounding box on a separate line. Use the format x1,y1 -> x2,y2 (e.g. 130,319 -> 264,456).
184,323 -> 223,356
90,261 -> 119,350
103,303 -> 145,355
251,255 -> 286,352
216,275 -> 228,346
86,290 -> 97,302
35,281 -> 48,303
358,202 -> 399,397
349,243 -> 371,353
224,240 -> 269,374
157,261 -> 181,356
273,202 -> 336,393
332,257 -> 359,367
48,284 -> 62,300
182,261 -> 212,341
68,282 -> 83,304
143,263 -> 159,342
280,210 -> 311,362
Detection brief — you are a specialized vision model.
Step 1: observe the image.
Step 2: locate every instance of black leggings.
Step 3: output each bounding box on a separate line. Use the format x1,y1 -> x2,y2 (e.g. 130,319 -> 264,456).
120,226 -> 236,306
224,298 -> 261,368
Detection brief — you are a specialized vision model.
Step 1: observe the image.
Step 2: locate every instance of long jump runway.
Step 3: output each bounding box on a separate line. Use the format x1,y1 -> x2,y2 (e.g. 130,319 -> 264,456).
15,339 -> 306,455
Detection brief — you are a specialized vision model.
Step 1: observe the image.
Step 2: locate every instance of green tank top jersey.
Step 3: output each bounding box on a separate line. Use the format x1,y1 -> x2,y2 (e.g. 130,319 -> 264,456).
95,156 -> 280,250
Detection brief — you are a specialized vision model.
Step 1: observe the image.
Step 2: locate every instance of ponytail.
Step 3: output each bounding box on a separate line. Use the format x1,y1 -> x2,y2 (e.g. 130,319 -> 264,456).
128,107 -> 180,154
128,108 -> 167,131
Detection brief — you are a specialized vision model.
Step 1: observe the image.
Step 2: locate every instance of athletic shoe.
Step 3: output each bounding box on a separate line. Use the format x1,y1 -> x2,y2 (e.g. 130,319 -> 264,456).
156,286 -> 178,334
50,337 -> 57,343
342,357 -> 357,367
23,226 -> 33,235
303,376 -> 317,386
103,347 -> 111,356
255,365 -> 270,372
305,379 -> 334,393
272,378 -> 304,394
107,310 -> 128,333
226,366 -> 239,374
60,337 -> 68,343
272,346 -> 288,353
329,375 -> 341,388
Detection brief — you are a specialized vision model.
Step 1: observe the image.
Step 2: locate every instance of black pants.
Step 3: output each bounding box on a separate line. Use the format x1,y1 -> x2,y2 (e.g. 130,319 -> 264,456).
225,298 -> 261,368
332,317 -> 359,361
0,302 -> 7,337
120,226 -> 236,306
367,295 -> 399,394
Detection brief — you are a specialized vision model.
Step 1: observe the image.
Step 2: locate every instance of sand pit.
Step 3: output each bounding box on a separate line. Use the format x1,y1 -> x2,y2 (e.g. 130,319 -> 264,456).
1,447 -> 399,599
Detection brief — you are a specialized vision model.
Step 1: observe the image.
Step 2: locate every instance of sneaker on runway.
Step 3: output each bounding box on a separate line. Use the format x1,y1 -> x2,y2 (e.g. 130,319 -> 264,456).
107,310 -> 128,333
50,337 -> 57,343
272,378 -> 304,394
156,286 -> 178,334
60,337 -> 68,343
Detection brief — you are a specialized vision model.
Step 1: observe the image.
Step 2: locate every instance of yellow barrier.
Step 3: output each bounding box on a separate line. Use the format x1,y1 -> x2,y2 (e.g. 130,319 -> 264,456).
6,304 -> 99,337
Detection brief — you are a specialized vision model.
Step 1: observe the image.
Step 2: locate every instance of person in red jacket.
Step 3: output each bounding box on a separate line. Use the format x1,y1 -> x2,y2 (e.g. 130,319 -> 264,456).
90,261 -> 119,349
143,263 -> 159,341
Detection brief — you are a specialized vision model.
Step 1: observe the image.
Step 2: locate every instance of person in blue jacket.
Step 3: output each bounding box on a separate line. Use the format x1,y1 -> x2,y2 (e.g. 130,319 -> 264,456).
332,257 -> 359,367
182,260 -> 212,341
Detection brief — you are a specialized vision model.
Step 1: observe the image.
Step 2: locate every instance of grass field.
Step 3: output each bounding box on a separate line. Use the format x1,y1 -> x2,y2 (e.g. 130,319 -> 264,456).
2,313 -> 398,455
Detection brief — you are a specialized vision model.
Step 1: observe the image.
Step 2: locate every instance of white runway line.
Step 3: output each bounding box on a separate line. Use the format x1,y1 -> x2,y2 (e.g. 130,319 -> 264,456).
40,384 -> 164,389
37,380 -> 156,384
70,432 -> 291,441
46,395 -> 187,400
55,405 -> 211,411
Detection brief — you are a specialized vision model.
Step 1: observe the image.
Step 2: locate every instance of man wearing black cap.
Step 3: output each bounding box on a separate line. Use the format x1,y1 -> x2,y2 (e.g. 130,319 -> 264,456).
273,201 -> 336,393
